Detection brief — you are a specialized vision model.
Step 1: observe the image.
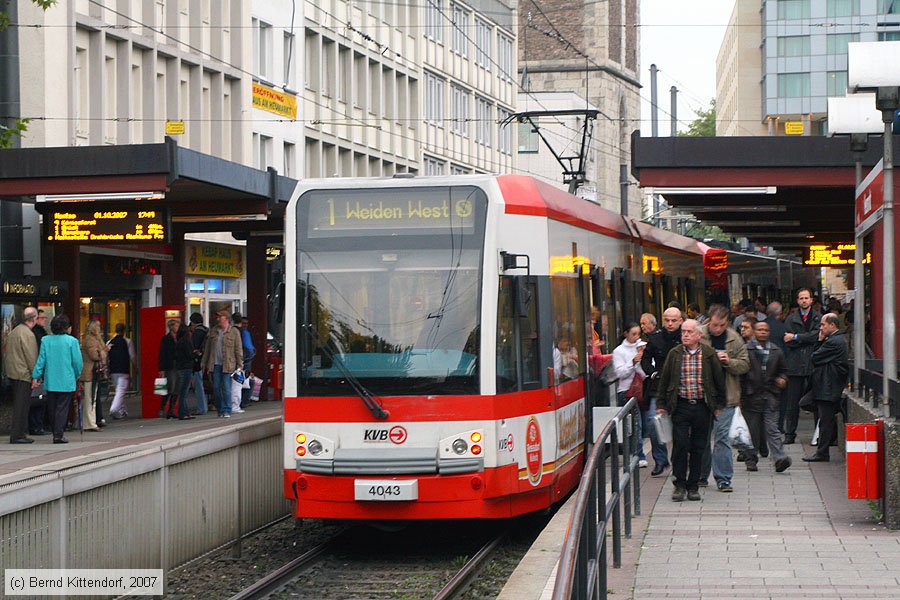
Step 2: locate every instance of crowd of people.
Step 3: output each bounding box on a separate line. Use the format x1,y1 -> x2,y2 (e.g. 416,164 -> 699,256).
4,308 -> 257,444
610,289 -> 850,502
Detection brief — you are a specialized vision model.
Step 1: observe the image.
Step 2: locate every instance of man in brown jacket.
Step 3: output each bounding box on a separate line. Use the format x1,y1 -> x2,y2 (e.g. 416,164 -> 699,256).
202,310 -> 243,418
656,319 -> 726,502
5,308 -> 39,443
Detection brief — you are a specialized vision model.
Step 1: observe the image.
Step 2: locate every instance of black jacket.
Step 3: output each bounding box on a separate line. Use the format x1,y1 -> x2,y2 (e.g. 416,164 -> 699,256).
641,327 -> 681,400
108,335 -> 131,374
175,332 -> 195,371
657,343 -> 726,415
809,330 -> 849,403
191,325 -> 209,372
764,316 -> 787,352
741,343 -> 787,412
783,309 -> 821,376
159,333 -> 178,371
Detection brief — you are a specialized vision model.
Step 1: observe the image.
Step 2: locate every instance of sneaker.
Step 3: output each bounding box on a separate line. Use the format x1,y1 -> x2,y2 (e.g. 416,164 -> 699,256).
745,461 -> 758,472
697,479 -> 709,487
234,408 -> 245,414
717,481 -> 733,493
223,414 -> 231,418
775,457 -> 792,472
687,490 -> 702,501
671,487 -> 686,502
651,464 -> 669,477
638,459 -> 649,468
112,411 -> 124,420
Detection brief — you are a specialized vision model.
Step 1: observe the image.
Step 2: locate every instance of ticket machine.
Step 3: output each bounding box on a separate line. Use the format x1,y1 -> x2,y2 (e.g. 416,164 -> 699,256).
140,306 -> 183,418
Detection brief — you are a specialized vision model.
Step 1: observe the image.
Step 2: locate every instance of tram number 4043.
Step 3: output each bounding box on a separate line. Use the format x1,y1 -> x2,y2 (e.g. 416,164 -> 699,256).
353,479 -> 419,501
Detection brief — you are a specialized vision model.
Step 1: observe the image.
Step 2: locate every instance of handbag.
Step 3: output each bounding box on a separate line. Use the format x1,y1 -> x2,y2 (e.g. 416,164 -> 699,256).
626,372 -> 645,409
93,359 -> 110,382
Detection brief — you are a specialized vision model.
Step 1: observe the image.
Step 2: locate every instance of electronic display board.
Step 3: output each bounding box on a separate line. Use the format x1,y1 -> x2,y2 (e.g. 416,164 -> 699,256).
44,207 -> 170,243
804,243 -> 872,267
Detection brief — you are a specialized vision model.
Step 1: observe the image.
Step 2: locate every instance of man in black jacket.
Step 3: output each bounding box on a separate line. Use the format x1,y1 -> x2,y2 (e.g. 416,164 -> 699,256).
188,312 -> 209,415
781,288 -> 821,443
641,307 -> 684,476
802,314 -> 849,462
742,321 -> 791,472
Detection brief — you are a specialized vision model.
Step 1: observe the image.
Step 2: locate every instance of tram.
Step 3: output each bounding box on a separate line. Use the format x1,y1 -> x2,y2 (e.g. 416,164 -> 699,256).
281,174 -> 712,520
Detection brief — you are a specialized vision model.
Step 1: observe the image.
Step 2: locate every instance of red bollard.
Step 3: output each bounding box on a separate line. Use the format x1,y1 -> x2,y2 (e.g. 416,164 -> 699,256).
846,421 -> 884,499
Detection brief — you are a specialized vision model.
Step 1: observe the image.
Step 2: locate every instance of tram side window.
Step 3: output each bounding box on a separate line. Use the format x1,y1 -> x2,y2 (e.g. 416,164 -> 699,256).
550,276 -> 585,384
496,277 -> 540,393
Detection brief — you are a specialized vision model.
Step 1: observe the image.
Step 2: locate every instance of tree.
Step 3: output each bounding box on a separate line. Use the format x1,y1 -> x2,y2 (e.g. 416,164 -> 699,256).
678,99 -> 716,138
0,0 -> 57,148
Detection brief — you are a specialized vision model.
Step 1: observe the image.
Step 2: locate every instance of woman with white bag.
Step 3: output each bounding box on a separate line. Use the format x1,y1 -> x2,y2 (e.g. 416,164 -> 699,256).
612,323 -> 648,467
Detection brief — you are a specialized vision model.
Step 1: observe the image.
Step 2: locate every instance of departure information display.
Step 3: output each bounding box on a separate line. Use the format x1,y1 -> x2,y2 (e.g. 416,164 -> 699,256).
803,243 -> 871,267
45,207 -> 170,243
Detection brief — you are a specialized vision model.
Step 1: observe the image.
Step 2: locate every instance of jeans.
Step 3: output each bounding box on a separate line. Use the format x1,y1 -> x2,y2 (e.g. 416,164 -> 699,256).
176,369 -> 192,418
700,405 -> 735,485
191,371 -> 207,414
646,397 -> 669,467
212,365 -> 231,416
617,391 -> 646,460
671,400 -> 712,492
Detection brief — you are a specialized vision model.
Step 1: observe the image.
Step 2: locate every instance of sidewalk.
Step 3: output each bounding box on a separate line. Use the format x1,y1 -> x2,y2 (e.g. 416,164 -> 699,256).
630,415 -> 900,599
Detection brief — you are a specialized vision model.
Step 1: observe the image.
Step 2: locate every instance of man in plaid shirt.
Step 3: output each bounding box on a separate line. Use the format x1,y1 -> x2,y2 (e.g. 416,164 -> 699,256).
656,320 -> 726,502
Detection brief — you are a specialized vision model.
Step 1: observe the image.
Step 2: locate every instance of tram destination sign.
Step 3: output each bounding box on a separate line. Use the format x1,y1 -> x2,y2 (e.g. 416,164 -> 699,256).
306,187 -> 479,237
45,207 -> 170,243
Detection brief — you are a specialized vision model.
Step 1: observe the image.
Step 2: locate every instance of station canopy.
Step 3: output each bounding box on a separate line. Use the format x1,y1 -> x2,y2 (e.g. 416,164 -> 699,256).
631,132 -> 886,253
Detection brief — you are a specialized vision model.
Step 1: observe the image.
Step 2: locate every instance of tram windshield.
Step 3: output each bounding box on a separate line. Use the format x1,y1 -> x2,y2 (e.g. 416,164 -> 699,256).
296,186 -> 487,396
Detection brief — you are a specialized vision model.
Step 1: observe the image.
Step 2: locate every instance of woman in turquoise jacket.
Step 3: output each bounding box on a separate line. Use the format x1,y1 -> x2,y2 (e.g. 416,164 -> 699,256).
32,314 -> 83,444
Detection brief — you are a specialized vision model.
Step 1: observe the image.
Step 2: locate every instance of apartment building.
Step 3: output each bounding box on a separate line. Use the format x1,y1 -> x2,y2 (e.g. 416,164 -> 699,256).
716,0 -> 768,136
717,0 -> 900,137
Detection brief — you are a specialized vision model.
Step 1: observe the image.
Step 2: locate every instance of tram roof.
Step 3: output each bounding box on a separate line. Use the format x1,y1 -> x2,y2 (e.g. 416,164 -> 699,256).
631,132 -> 888,252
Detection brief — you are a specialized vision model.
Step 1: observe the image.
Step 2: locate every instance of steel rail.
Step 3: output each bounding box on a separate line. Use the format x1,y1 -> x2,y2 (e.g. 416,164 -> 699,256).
226,537 -> 336,600
432,530 -> 508,600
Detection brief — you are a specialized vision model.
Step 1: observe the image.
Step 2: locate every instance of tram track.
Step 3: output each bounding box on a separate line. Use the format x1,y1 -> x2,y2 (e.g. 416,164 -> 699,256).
228,523 -> 511,600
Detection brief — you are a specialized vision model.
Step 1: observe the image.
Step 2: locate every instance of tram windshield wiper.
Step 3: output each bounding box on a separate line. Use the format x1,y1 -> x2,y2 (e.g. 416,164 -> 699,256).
301,324 -> 389,420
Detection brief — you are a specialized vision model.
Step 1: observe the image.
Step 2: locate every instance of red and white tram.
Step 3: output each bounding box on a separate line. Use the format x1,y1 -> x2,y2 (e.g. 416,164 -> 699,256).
281,174 -> 709,520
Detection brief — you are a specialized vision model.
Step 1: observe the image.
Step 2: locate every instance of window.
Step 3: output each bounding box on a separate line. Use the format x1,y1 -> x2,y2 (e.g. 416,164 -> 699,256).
305,32 -> 319,90
368,60 -> 381,114
777,36 -> 810,57
256,133 -> 273,169
451,3 -> 469,57
425,0 -> 443,43
518,122 -> 539,153
778,0 -> 809,19
354,52 -> 366,107
498,109 -> 513,155
424,156 -> 445,175
283,33 -> 296,89
323,39 -> 335,97
283,141 -> 295,178
75,47 -> 88,138
254,19 -> 272,81
425,72 -> 445,125
882,0 -> 900,13
451,85 -> 469,135
778,73 -> 810,97
878,31 -> 900,40
827,0 -> 858,17
475,19 -> 492,69
339,46 -> 351,102
826,33 -> 859,54
497,276 -> 540,393
497,33 -> 513,81
550,276 -> 585,385
451,164 -> 471,175
475,97 -> 492,146
827,71 -> 848,96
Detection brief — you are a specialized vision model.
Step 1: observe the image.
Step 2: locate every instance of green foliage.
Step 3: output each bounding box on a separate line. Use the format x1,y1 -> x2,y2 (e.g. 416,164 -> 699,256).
0,0 -> 56,148
678,99 -> 717,138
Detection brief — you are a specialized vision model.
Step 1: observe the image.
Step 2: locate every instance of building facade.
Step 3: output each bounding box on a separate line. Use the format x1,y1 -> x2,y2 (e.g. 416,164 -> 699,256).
517,0 -> 641,216
717,0 -> 769,136
717,0 -> 900,137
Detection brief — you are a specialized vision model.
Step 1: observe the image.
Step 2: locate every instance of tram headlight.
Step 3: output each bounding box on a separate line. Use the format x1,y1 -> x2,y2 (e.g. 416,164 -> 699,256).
470,432 -> 482,443
452,438 -> 469,455
307,439 -> 324,456
296,433 -> 306,444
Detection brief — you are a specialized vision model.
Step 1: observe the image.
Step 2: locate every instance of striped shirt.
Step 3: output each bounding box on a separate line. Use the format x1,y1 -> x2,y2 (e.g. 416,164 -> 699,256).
678,347 -> 703,400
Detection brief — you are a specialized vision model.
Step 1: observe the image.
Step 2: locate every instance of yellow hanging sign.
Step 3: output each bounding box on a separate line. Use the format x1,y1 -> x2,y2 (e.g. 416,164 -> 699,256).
165,121 -> 185,135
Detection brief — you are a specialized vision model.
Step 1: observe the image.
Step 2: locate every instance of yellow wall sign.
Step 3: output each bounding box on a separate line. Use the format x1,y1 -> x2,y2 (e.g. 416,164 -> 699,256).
186,244 -> 245,278
252,82 -> 298,119
165,121 -> 185,135
785,121 -> 804,135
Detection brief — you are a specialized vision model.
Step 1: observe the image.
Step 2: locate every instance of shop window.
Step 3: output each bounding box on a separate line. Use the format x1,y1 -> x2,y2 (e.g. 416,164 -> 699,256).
188,279 -> 205,292
207,279 -> 223,293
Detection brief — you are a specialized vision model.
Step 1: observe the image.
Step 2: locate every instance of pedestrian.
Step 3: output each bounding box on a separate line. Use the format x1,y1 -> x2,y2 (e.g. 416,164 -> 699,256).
188,312 -> 208,415
107,323 -> 136,419
656,319 -> 726,502
739,315 -> 757,342
4,307 -> 39,443
158,319 -> 181,418
687,302 -> 708,324
612,322 -> 648,467
742,320 -> 791,473
31,314 -> 82,444
79,320 -> 106,432
639,313 -> 657,339
174,324 -> 196,420
640,307 -> 684,477
202,310 -> 243,418
237,314 -> 255,409
781,288 -> 821,444
699,304 -> 750,493
802,313 -> 849,462
765,301 -> 787,352
28,309 -> 50,436
33,309 -> 47,340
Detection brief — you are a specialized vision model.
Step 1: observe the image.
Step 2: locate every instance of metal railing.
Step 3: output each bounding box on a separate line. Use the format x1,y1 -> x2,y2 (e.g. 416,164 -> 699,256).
852,361 -> 900,418
552,398 -> 642,600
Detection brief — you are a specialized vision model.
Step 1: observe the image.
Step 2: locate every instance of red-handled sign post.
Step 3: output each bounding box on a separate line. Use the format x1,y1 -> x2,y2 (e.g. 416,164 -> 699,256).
846,421 -> 884,500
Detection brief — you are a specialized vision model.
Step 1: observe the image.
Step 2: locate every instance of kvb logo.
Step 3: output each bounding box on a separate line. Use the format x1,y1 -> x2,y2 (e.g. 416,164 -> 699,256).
389,426 -> 408,444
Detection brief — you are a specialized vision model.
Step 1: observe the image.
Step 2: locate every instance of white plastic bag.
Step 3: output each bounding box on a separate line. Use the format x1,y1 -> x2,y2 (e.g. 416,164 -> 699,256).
728,407 -> 753,449
653,413 -> 673,445
153,377 -> 167,396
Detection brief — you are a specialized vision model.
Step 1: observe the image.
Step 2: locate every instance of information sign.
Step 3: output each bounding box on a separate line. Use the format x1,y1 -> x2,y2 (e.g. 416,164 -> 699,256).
45,207 -> 170,243
804,243 -> 872,266
165,121 -> 185,135
785,121 -> 805,135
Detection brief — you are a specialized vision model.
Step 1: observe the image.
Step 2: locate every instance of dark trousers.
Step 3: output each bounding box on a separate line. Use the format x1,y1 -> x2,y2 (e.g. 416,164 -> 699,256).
28,394 -> 47,433
671,400 -> 712,492
9,379 -> 31,442
812,400 -> 838,459
46,391 -> 73,440
781,376 -> 807,438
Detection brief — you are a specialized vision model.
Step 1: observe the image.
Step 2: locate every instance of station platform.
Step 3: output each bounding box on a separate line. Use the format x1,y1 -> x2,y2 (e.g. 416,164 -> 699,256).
0,394 -> 282,484
500,413 -> 900,600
